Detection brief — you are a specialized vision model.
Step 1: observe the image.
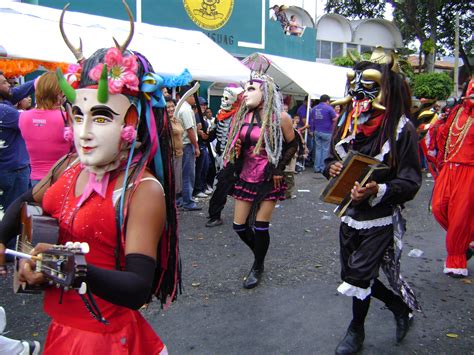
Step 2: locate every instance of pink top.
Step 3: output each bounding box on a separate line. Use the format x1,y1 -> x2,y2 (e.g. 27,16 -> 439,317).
239,112 -> 268,183
19,109 -> 71,180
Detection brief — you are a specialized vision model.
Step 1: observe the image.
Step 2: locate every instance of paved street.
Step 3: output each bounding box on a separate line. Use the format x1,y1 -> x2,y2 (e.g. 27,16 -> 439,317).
1,169 -> 473,354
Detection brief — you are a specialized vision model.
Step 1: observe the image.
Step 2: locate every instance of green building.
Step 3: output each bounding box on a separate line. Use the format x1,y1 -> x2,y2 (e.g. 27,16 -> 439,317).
37,0 -> 316,61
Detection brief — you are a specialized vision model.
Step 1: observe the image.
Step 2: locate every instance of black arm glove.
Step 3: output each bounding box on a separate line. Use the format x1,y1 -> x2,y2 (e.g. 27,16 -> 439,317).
86,253 -> 156,310
0,189 -> 35,245
275,137 -> 299,175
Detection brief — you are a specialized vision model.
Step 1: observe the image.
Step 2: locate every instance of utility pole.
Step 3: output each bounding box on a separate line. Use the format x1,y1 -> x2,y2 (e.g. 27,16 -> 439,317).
136,0 -> 142,24
314,0 -> 318,22
453,12 -> 459,97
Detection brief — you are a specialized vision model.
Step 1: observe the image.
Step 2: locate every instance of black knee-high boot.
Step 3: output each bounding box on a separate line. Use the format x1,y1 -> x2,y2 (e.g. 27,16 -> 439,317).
372,279 -> 411,343
335,296 -> 369,355
233,222 -> 255,252
243,221 -> 269,289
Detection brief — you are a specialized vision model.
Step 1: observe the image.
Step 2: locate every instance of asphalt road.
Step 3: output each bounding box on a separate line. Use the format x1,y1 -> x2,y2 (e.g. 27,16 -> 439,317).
1,169 -> 473,354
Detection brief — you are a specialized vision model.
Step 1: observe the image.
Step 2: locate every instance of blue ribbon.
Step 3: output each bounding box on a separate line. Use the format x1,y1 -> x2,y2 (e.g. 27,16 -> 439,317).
141,72 -> 166,108
140,69 -> 193,108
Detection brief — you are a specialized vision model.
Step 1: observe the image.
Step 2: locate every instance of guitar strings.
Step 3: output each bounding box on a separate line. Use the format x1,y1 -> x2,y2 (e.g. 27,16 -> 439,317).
16,241 -> 69,278
17,240 -> 34,253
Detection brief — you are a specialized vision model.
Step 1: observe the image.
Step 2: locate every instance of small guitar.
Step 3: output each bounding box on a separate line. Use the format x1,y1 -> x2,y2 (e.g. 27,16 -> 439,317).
12,203 -> 87,294
7,242 -> 88,293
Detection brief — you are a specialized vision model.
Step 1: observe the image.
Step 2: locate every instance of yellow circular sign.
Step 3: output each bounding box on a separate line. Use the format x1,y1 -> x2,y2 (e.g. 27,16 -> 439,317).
183,0 -> 234,31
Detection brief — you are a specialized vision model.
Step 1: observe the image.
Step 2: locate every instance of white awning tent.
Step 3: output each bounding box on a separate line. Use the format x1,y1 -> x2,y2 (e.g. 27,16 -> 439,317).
209,52 -> 349,100
0,2 -> 250,83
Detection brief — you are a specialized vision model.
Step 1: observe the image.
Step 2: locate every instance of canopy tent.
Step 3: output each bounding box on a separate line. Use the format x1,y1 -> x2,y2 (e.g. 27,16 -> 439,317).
0,2 -> 250,83
244,53 -> 349,99
208,52 -> 349,100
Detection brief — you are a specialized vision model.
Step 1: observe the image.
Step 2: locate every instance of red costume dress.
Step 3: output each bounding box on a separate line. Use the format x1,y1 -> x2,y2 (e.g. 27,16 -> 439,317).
41,163 -> 166,354
432,82 -> 474,276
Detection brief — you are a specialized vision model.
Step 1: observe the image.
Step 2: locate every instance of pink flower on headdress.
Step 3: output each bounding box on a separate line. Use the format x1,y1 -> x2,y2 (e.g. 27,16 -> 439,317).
65,63 -> 82,89
89,47 -> 139,94
121,125 -> 137,143
67,63 -> 82,75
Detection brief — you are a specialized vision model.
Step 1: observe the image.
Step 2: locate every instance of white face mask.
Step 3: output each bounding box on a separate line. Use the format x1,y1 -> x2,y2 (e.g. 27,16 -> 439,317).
243,81 -> 263,110
220,88 -> 238,111
71,89 -> 132,171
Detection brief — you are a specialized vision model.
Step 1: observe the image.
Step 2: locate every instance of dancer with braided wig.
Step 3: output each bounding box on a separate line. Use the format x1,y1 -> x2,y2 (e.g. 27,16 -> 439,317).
432,79 -> 474,278
0,2 -> 189,353
324,47 -> 422,354
223,69 -> 296,289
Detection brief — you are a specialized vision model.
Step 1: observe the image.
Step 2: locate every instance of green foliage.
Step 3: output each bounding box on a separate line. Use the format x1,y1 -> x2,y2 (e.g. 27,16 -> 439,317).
421,39 -> 435,54
331,51 -> 371,68
325,0 -> 473,71
325,0 -> 386,19
412,72 -> 453,100
331,56 -> 354,68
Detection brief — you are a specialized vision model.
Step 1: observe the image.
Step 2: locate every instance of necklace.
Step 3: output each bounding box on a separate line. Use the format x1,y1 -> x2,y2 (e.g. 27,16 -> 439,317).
444,107 -> 473,162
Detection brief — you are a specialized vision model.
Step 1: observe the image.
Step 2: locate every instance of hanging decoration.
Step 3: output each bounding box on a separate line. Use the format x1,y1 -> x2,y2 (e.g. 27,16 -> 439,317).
0,59 -> 71,78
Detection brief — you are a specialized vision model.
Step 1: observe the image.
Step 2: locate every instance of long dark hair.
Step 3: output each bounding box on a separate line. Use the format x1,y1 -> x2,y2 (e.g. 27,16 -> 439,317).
331,61 -> 412,167
79,48 -> 180,305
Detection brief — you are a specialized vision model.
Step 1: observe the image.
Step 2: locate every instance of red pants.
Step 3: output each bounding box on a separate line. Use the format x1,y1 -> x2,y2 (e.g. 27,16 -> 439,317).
432,163 -> 474,275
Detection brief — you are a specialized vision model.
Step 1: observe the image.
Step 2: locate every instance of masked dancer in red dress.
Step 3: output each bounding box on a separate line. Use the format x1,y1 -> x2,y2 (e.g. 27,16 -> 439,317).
432,79 -> 474,278
0,2 -> 191,353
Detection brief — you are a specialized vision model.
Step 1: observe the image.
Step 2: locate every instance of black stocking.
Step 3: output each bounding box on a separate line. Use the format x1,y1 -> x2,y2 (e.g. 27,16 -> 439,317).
372,279 -> 408,315
253,221 -> 270,269
371,279 -> 396,304
351,296 -> 371,330
233,222 -> 254,252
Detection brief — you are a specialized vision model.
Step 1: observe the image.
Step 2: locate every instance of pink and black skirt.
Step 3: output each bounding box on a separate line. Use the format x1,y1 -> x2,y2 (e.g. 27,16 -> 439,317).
230,178 -> 287,202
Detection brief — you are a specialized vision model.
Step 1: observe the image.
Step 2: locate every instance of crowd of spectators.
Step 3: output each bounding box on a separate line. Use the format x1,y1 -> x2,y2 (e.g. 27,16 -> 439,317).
164,88 -> 216,212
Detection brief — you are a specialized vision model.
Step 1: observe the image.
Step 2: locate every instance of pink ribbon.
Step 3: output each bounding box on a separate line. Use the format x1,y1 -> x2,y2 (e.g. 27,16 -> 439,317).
77,171 -> 110,207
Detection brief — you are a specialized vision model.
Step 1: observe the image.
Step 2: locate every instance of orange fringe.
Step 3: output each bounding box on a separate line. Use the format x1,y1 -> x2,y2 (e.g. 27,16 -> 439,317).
0,59 -> 70,78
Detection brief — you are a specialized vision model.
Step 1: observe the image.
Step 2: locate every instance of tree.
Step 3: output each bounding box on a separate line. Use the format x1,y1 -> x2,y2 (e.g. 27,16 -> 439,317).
325,0 -> 473,74
412,72 -> 453,100
331,51 -> 415,82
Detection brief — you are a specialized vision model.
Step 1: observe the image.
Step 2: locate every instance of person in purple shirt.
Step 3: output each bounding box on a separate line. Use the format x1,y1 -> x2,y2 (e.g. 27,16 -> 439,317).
0,71 -> 35,213
310,94 -> 337,173
296,97 -> 308,125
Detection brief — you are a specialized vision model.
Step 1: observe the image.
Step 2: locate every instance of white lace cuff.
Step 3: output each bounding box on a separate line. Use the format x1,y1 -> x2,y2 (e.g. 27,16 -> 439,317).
443,266 -> 468,276
369,183 -> 387,207
341,215 -> 392,229
337,282 -> 371,300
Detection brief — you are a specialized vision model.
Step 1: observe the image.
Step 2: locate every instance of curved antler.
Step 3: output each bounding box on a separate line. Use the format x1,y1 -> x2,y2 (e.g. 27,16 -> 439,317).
347,49 -> 359,64
113,0 -> 135,53
59,3 -> 84,63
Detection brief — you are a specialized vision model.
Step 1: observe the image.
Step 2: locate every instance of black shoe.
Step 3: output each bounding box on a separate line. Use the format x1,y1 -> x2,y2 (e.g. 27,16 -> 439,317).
205,218 -> 223,227
389,303 -> 411,343
446,271 -> 466,279
243,264 -> 264,289
335,325 -> 365,354
182,205 -> 202,211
